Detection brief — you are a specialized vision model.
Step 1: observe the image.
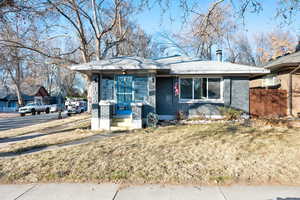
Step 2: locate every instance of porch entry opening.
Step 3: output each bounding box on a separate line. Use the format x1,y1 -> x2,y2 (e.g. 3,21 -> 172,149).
116,75 -> 133,114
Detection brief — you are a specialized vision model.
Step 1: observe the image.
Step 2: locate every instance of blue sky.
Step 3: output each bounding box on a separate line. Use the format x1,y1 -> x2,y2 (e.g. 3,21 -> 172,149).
133,0 -> 300,43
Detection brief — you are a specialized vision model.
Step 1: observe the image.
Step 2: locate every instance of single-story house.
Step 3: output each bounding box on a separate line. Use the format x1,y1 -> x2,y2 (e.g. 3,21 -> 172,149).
250,50 -> 300,116
71,53 -> 269,130
0,85 -> 49,112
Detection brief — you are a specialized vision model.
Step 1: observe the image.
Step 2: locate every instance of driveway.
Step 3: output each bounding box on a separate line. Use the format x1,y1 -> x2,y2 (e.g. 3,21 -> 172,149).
1,184 -> 300,200
0,113 -> 68,131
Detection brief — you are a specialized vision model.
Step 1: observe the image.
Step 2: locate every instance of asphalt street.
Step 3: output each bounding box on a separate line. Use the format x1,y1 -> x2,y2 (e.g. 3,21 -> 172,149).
0,112 -> 68,131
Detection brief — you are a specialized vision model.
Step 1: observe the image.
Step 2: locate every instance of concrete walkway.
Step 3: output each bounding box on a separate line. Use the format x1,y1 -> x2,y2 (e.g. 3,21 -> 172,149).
0,131 -> 128,158
1,184 -> 300,200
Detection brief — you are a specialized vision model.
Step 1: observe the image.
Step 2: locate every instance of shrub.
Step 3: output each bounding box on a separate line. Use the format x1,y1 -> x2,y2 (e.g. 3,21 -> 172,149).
219,107 -> 243,120
146,112 -> 159,128
176,110 -> 187,120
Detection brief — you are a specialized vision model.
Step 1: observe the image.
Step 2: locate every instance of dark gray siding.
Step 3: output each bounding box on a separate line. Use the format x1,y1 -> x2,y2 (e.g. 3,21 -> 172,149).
227,77 -> 249,113
155,76 -> 249,117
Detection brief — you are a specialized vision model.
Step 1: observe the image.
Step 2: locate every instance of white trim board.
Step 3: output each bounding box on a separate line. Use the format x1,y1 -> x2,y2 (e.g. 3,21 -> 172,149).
159,115 -> 176,120
158,114 -> 224,120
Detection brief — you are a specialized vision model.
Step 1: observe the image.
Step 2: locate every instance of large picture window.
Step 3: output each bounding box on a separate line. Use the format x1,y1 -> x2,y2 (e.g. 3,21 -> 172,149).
179,77 -> 222,101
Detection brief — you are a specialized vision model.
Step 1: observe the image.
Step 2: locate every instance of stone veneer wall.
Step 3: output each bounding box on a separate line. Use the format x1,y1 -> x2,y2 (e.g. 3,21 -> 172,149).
91,74 -> 101,130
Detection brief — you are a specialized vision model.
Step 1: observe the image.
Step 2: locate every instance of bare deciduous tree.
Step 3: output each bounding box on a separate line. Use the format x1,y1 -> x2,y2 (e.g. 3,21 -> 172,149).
226,34 -> 256,65
254,30 -> 297,65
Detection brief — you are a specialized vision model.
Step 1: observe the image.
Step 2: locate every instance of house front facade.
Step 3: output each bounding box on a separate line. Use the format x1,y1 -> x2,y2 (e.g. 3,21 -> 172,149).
71,55 -> 268,130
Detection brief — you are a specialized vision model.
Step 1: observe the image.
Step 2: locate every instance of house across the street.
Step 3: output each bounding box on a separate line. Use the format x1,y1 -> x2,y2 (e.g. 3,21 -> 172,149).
71,51 -> 269,130
0,85 -> 50,112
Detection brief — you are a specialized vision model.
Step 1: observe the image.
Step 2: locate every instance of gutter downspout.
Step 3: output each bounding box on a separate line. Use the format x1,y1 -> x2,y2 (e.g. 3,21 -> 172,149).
288,64 -> 300,116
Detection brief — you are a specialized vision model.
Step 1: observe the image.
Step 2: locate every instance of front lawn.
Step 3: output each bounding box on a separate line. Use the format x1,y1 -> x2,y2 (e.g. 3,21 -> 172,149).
1,122 -> 300,185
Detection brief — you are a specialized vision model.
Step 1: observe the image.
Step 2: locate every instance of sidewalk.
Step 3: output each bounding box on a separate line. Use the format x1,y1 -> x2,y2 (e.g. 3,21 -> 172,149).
1,184 -> 300,200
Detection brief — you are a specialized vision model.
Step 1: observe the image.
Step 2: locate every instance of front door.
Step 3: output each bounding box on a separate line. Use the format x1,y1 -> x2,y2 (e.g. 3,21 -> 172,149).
156,77 -> 176,115
116,75 -> 133,114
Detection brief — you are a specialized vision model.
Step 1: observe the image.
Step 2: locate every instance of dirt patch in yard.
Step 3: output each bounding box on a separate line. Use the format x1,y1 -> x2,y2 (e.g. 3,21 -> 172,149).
1,122 -> 300,185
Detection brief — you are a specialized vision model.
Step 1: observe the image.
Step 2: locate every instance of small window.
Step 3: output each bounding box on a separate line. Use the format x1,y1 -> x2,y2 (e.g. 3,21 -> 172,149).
263,74 -> 279,87
134,77 -> 148,101
180,78 -> 193,99
101,76 -> 114,100
179,77 -> 222,101
208,78 -> 221,99
194,78 -> 202,99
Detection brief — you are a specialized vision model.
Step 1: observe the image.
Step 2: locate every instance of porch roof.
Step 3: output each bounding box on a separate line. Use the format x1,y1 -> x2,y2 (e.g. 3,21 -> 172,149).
70,55 -> 269,75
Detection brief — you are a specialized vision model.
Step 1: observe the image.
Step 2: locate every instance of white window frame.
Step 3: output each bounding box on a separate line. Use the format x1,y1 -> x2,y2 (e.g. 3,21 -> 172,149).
114,75 -> 134,103
262,74 -> 280,87
179,76 -> 224,103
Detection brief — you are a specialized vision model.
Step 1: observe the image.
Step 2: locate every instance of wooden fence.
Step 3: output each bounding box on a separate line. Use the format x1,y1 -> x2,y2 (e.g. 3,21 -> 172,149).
250,89 -> 287,117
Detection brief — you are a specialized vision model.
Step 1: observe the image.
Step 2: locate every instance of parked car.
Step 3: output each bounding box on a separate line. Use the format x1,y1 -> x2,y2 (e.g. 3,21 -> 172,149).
19,102 -> 51,116
50,104 -> 65,113
65,100 -> 87,116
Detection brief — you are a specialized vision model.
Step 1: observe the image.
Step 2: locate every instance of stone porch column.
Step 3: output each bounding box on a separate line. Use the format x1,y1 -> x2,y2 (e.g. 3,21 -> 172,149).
131,102 -> 143,129
99,100 -> 114,130
91,74 -> 100,130
148,74 -> 156,113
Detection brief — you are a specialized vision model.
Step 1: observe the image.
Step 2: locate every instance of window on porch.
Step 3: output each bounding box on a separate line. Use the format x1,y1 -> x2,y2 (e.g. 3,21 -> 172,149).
134,77 -> 148,102
101,76 -> 114,100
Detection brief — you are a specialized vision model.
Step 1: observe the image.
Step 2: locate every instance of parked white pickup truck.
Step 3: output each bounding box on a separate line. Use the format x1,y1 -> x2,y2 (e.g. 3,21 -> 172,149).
19,102 -> 51,116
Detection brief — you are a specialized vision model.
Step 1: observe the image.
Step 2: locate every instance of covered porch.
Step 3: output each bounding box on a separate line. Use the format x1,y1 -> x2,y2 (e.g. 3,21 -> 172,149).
71,56 -> 170,130
90,72 -> 156,130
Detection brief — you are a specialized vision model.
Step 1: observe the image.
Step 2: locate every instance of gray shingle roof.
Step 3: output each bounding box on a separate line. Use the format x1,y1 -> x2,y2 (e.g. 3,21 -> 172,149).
264,51 -> 300,70
71,56 -> 167,71
169,60 -> 269,74
71,55 -> 269,75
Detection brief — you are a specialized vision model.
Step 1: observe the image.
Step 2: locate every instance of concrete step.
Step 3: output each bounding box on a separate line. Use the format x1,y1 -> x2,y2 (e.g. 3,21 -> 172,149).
110,126 -> 132,131
111,121 -> 132,127
112,118 -> 132,123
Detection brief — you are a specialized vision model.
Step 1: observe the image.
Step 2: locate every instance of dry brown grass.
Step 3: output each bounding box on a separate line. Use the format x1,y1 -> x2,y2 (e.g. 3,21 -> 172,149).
1,122 -> 300,185
0,120 -> 99,154
0,114 -> 90,139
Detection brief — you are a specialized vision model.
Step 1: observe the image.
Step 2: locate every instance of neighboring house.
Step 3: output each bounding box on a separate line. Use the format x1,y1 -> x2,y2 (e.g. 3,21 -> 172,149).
0,88 -> 9,111
250,51 -> 300,116
71,52 -> 268,130
0,85 -> 50,112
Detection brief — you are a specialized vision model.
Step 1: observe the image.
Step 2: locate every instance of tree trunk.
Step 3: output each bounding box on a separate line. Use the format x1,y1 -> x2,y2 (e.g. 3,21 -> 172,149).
15,83 -> 24,107
15,56 -> 24,107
